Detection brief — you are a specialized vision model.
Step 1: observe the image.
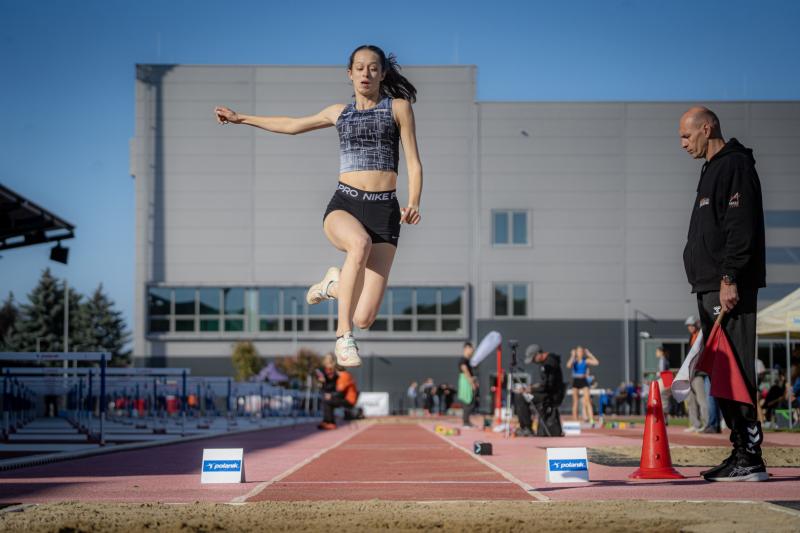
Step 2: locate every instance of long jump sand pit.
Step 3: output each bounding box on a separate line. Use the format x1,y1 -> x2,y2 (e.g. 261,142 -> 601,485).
589,446 -> 800,467
2,500 -> 799,532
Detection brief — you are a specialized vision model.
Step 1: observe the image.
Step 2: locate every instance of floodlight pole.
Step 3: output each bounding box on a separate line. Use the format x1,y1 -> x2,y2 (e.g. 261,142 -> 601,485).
63,278 -> 69,357
99,353 -> 106,445
87,370 -> 93,435
623,299 -> 631,384
494,346 -> 503,425
2,370 -> 8,439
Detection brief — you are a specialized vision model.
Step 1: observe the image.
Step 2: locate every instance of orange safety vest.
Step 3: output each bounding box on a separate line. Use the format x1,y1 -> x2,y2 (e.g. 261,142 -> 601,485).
336,370 -> 359,406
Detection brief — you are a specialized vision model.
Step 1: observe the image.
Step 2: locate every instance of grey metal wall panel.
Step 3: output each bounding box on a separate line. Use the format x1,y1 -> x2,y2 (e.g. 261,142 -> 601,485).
134,65 -> 799,390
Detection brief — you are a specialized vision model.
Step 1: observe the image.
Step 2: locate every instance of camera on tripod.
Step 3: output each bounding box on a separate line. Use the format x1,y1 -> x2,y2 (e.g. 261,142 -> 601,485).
508,339 -> 519,368
506,339 -> 531,393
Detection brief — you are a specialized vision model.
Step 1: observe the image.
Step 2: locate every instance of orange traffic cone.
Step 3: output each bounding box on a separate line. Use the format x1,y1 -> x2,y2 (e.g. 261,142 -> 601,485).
629,380 -> 684,479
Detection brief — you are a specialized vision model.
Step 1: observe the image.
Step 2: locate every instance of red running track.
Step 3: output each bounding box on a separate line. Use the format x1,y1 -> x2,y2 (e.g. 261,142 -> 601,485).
3,419 -> 796,505
0,423 -> 355,504
248,424 -> 531,501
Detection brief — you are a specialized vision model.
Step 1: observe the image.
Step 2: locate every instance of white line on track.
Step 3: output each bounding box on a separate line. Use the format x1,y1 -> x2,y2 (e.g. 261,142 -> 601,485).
277,481 -> 513,484
423,424 -> 550,502
230,422 -> 371,503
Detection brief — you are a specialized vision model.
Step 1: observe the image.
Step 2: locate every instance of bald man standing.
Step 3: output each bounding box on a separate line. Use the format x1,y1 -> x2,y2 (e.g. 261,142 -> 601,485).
680,107 -> 767,482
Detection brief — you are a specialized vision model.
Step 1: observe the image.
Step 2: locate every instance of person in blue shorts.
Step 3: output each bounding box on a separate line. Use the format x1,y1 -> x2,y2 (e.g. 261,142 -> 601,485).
566,346 -> 599,422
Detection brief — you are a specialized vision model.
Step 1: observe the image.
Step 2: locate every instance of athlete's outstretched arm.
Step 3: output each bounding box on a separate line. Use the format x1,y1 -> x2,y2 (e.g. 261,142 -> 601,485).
214,104 -> 345,135
394,99 -> 423,225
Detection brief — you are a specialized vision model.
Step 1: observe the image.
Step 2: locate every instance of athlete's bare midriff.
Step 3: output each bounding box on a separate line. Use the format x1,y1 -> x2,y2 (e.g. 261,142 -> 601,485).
339,170 -> 398,192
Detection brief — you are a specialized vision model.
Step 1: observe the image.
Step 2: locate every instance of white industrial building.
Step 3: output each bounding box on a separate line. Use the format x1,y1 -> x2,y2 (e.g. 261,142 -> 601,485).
132,64 -> 800,409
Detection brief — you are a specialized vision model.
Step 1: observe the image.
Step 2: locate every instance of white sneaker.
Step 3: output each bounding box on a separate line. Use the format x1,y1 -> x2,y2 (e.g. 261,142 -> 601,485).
306,267 -> 340,305
335,333 -> 361,367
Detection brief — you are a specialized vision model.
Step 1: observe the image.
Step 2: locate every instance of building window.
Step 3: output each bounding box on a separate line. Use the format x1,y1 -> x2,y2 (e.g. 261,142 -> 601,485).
174,288 -> 196,332
147,287 -> 170,333
766,247 -> 800,264
765,210 -> 800,228
224,288 -> 245,332
759,283 -> 799,302
492,210 -> 528,245
198,288 -> 221,332
258,288 -> 280,332
147,285 -> 467,337
282,287 -> 306,332
493,283 -> 528,317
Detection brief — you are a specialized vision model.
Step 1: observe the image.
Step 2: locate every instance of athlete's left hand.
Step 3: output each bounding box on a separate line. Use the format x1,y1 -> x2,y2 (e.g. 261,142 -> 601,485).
400,205 -> 421,225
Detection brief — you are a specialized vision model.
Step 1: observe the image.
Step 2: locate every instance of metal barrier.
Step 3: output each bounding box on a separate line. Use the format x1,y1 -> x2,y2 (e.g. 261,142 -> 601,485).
2,353 -> 321,448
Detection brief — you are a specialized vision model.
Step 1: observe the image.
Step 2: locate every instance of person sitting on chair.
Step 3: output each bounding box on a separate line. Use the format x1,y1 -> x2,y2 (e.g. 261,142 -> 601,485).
514,345 -> 566,437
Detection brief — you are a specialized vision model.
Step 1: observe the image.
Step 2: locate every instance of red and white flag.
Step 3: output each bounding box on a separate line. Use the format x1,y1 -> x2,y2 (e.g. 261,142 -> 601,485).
694,317 -> 753,405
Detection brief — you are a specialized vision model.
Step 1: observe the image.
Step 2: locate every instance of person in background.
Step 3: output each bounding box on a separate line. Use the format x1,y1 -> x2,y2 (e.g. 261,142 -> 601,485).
436,383 -> 448,415
655,346 -> 674,419
566,346 -> 600,423
316,353 -> 340,430
443,384 -> 455,412
458,342 -> 478,428
762,372 -> 787,426
514,345 -> 566,437
755,357 -> 767,423
406,381 -> 418,413
319,360 -> 360,429
613,382 -> 629,415
420,378 -> 436,415
598,387 -> 610,417
627,382 -> 640,415
684,316 -> 709,432
336,368 -> 359,417
703,379 -> 723,433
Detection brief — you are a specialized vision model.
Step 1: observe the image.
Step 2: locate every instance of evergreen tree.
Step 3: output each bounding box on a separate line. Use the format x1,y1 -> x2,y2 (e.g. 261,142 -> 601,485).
78,284 -> 131,366
231,341 -> 264,381
12,268 -> 83,353
0,292 -> 19,350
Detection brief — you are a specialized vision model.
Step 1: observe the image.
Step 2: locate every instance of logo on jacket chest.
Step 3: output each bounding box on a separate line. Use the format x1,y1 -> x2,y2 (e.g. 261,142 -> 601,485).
699,197 -> 710,208
728,192 -> 740,208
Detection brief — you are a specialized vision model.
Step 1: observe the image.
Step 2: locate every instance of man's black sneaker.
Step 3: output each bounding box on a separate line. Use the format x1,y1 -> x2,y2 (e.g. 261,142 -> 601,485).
699,451 -> 734,478
704,453 -> 768,482
701,426 -> 721,434
514,427 -> 534,437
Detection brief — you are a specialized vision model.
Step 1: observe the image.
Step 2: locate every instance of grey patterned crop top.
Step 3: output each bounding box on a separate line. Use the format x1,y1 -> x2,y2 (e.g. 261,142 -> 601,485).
336,97 -> 399,174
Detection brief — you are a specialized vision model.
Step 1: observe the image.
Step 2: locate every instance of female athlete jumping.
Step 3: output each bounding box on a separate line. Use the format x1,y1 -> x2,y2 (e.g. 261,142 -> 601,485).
214,45 -> 422,367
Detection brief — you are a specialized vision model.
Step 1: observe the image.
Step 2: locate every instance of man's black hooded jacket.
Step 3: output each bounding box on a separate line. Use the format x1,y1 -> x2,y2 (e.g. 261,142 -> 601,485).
683,138 -> 766,293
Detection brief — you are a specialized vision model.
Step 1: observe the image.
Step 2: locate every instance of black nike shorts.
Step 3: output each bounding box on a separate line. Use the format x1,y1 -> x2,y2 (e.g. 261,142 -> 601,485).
323,182 -> 401,246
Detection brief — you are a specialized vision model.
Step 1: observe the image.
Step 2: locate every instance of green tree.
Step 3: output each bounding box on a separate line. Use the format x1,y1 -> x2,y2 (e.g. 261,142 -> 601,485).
275,348 -> 322,384
0,292 -> 19,350
76,284 -> 132,366
12,268 -> 83,353
231,341 -> 264,381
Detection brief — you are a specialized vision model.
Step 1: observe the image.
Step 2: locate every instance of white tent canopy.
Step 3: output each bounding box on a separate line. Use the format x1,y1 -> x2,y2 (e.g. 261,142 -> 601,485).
757,287 -> 800,338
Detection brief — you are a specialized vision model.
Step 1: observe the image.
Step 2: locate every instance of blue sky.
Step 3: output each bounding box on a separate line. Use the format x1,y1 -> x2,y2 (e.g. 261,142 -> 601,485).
1,0 -> 799,347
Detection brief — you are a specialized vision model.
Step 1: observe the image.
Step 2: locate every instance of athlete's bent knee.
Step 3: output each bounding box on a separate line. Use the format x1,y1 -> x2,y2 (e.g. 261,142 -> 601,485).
353,312 -> 376,330
346,235 -> 372,263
